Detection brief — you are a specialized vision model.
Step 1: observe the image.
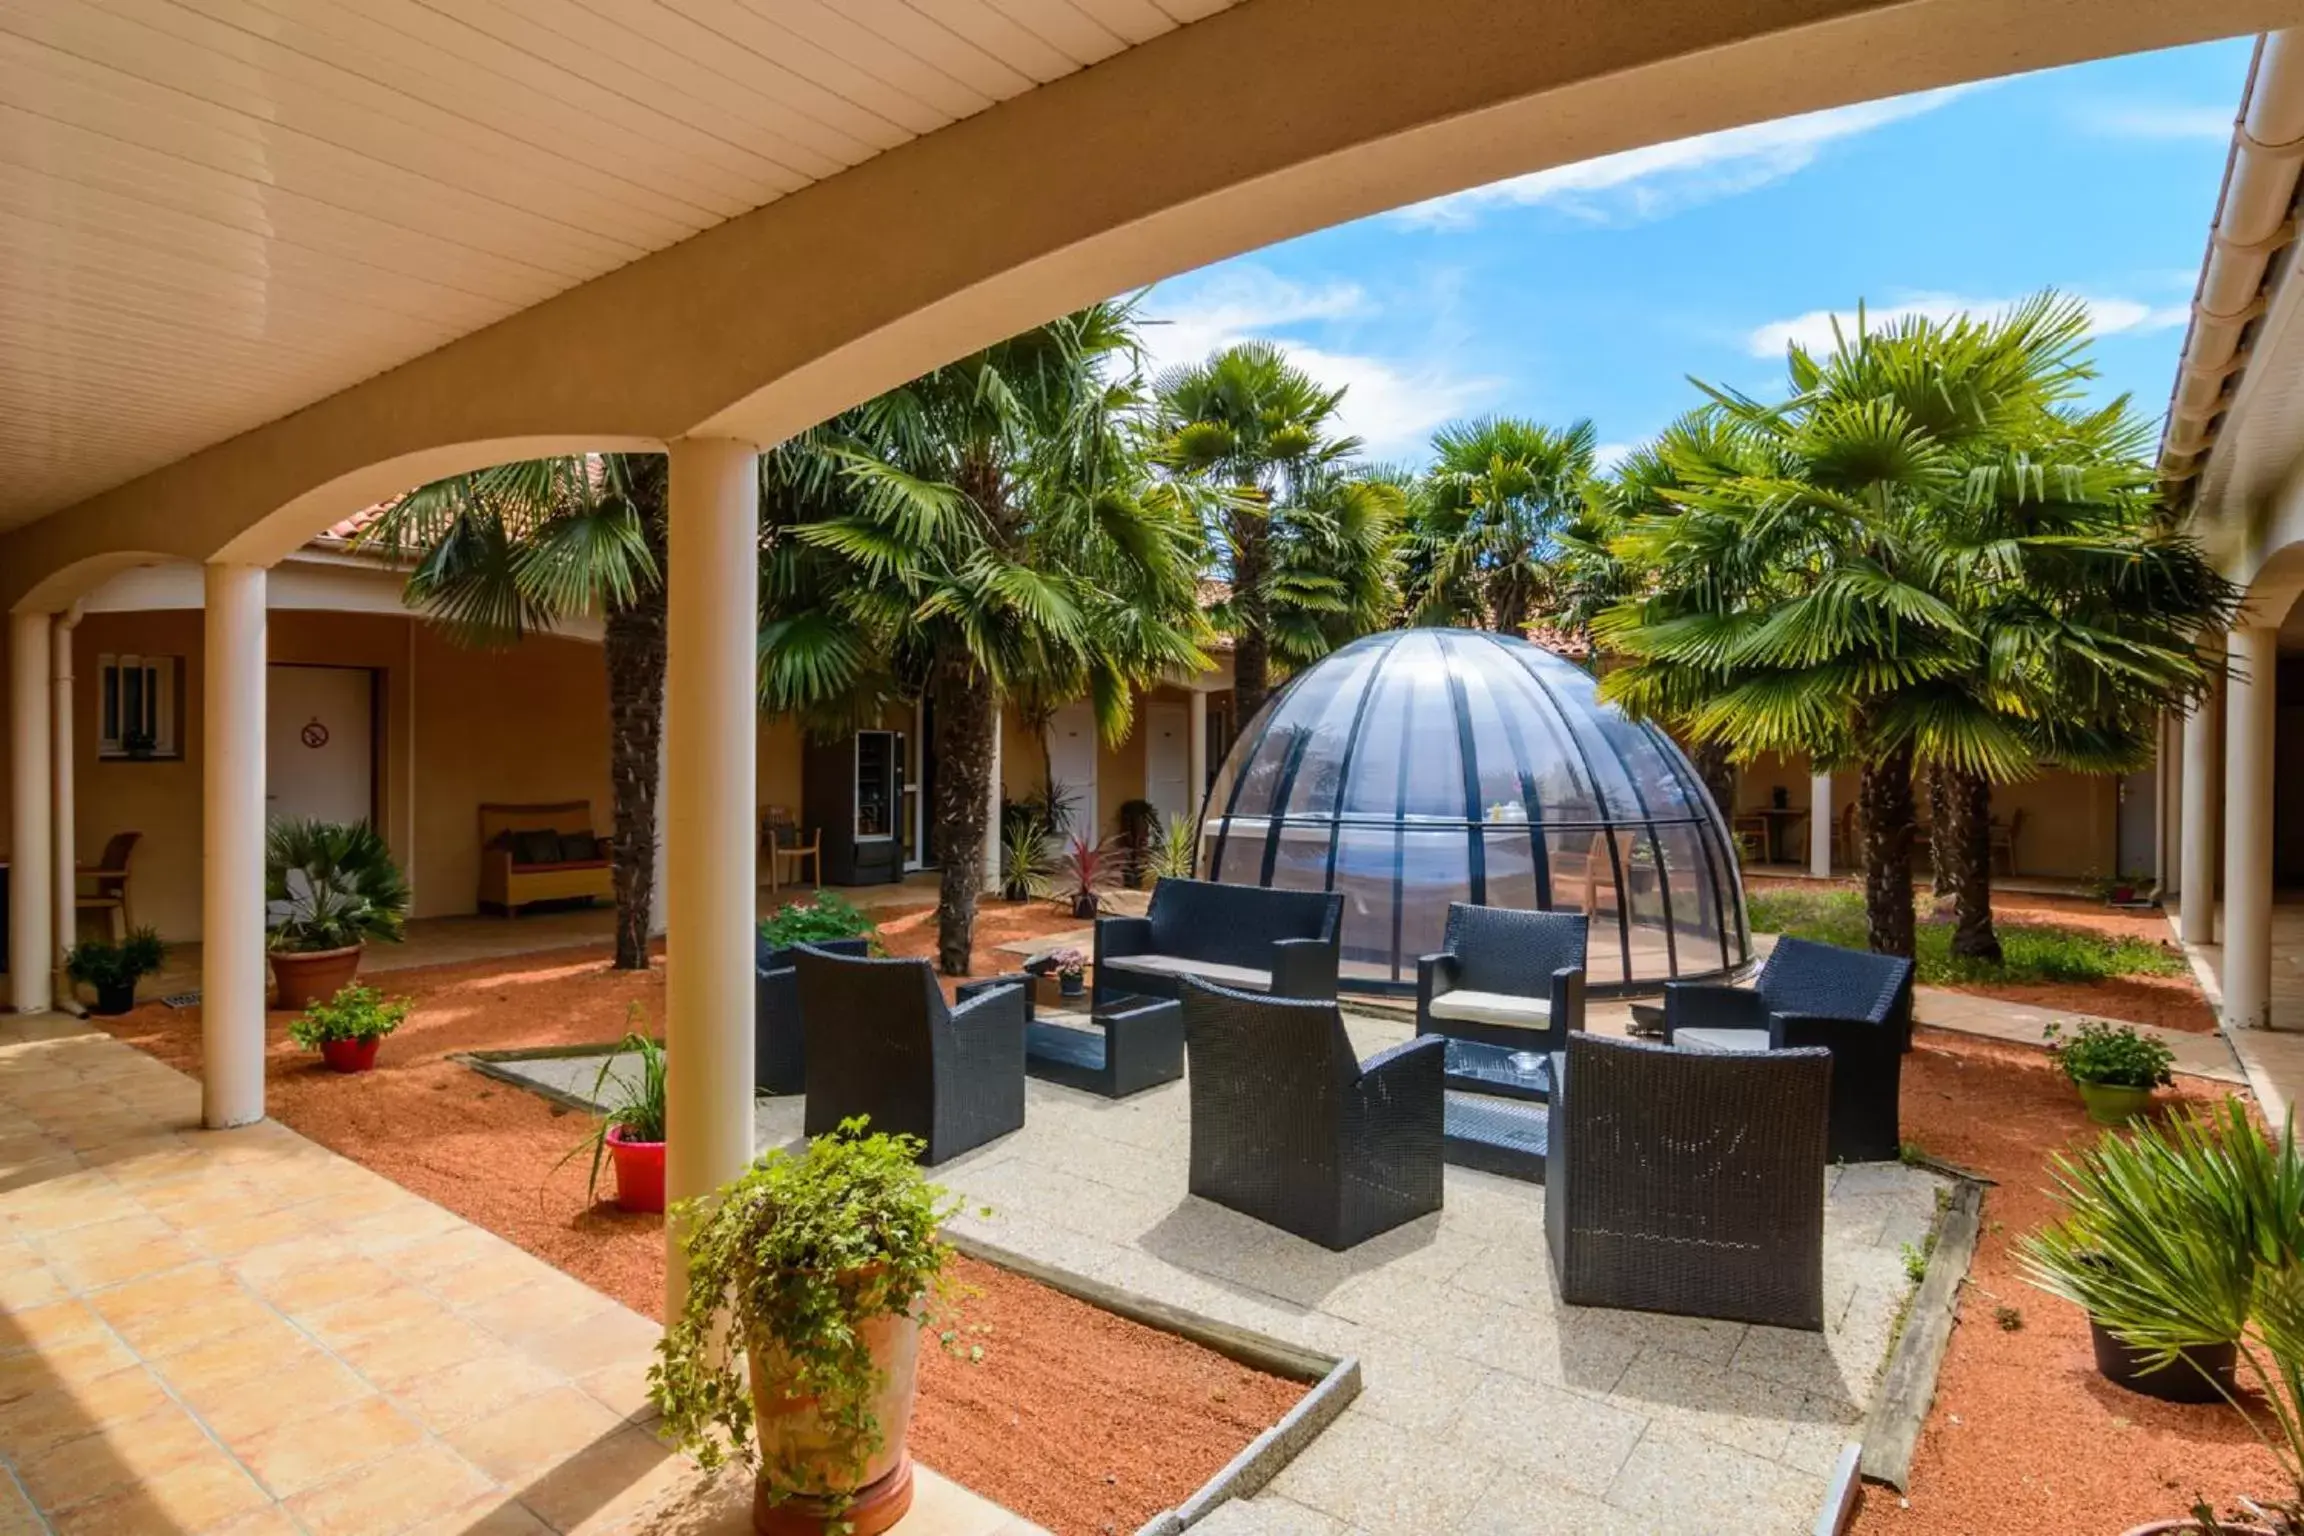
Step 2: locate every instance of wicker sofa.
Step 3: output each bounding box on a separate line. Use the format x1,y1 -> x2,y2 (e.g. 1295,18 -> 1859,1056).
1093,878 -> 1344,1011
753,936 -> 871,1096
1662,935 -> 1915,1163
793,946 -> 1027,1165
1179,977 -> 1445,1250
1546,1033 -> 1831,1329
1416,904 -> 1588,1053
478,801 -> 613,916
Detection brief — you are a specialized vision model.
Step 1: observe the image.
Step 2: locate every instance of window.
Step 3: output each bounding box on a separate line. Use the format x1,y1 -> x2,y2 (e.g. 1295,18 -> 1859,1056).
98,654 -> 180,759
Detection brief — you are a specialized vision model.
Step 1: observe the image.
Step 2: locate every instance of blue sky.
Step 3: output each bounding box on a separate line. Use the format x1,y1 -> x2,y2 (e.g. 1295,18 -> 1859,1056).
1137,36 -> 2253,469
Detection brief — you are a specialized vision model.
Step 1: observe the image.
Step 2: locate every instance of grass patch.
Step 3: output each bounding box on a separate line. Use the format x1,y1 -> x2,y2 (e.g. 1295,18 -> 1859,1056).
1744,886 -> 2185,988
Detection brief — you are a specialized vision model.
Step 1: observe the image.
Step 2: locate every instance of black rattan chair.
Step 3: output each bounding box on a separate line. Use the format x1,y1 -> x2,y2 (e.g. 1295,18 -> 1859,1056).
1416,904 -> 1587,1054
1094,878 -> 1343,1011
754,936 -> 870,1096
1663,935 -> 1913,1162
1179,977 -> 1444,1250
793,946 -> 1026,1164
1546,1033 -> 1831,1330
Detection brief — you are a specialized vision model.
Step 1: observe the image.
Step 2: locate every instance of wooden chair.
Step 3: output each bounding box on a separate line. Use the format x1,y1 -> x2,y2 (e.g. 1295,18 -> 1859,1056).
76,831 -> 139,941
1830,803 -> 1858,870
762,806 -> 821,893
1730,812 -> 1768,865
1989,809 -> 2025,876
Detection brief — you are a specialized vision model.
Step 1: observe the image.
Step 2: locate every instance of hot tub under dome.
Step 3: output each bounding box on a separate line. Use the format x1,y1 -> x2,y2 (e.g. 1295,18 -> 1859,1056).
1199,627 -> 1750,995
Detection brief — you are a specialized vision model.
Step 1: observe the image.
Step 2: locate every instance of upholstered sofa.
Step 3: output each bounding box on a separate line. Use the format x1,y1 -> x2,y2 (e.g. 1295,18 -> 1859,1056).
1091,878 -> 1344,1011
478,801 -> 613,916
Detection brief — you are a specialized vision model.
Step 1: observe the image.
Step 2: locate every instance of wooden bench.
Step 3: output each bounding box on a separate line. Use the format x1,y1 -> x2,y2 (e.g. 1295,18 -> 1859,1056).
479,801 -> 613,916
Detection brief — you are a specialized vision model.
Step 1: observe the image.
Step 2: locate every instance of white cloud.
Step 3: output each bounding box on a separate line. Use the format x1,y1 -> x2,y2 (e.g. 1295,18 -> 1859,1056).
1391,86 -> 1975,231
2074,103 -> 2231,141
1138,268 -> 1501,458
1743,292 -> 2190,358
1593,441 -> 1638,472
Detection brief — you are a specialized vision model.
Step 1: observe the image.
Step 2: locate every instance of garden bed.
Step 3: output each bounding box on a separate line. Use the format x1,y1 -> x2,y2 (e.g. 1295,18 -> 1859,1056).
88,900 -> 1306,1536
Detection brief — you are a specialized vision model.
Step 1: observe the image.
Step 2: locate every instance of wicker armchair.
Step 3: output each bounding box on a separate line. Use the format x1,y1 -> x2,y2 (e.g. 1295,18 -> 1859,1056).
752,936 -> 870,1096
1546,1033 -> 1831,1330
1416,904 -> 1587,1054
793,946 -> 1027,1164
1093,878 -> 1343,1010
1179,977 -> 1445,1250
1663,935 -> 1913,1163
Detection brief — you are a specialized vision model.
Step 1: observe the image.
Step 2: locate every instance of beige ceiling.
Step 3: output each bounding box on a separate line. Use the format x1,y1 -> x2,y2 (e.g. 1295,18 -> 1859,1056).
0,0 -> 1234,532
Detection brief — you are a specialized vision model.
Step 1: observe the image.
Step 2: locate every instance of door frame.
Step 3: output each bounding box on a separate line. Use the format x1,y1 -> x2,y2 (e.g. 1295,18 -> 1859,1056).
265,662 -> 383,828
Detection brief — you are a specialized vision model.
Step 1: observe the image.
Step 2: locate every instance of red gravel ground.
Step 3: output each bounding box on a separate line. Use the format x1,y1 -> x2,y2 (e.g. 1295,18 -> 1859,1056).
89,897 -> 1304,1536
1854,1030 -> 2282,1534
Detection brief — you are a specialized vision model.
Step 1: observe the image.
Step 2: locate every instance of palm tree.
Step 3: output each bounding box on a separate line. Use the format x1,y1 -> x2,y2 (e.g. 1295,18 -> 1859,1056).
1408,416 -> 1598,636
356,455 -> 667,971
1151,343 -> 1368,721
758,301 -> 1212,975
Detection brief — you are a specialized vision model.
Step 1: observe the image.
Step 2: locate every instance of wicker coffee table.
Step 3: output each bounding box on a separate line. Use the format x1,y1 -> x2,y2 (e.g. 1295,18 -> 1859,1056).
1436,1036 -> 1551,1183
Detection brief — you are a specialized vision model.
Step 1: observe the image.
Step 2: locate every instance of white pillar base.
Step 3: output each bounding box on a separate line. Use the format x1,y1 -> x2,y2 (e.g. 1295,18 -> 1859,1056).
1808,771 -> 1833,878
663,438 -> 760,1319
203,565 -> 268,1127
2223,625 -> 2275,1031
9,611 -> 53,1014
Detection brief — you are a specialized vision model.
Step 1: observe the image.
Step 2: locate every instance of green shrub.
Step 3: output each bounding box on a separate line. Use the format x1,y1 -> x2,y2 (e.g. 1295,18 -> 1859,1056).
264,819 -> 409,952
561,1007 -> 668,1203
759,890 -> 878,952
287,983 -> 410,1050
2043,1019 -> 2175,1090
1744,887 -> 2186,987
653,1118 -> 956,1508
65,927 -> 165,990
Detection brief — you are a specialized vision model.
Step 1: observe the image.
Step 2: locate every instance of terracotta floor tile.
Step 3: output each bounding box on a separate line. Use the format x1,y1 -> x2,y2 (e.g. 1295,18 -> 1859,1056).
400,1495 -> 555,1536
0,1332 -> 140,1398
175,1354 -> 370,1442
518,1314 -> 661,1383
84,1263 -> 242,1328
0,1300 -> 109,1357
0,1366 -> 171,1462
455,1276 -> 615,1346
228,1393 -> 427,1498
245,1255 -> 400,1316
574,1356 -> 659,1425
518,1423 -> 684,1536
389,1352 -> 567,1433
426,1252 -> 549,1308
286,1439 -> 498,1536
384,1228 -> 511,1285
332,1314 -> 499,1390
181,1210 -> 319,1260
147,1321 -> 322,1399
298,1285 -> 455,1351
99,1290 -> 277,1361
45,1234 -> 203,1293
16,1404 -> 217,1511
0,1258 -> 66,1311
199,1509 -> 305,1536
0,1474 -> 44,1536
445,1385 -> 628,1485
48,1447 -> 272,1536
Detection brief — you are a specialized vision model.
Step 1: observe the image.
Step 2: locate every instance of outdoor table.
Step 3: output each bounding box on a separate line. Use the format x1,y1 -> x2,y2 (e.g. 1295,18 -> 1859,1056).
1747,806 -> 1810,864
1435,1035 -> 1551,1183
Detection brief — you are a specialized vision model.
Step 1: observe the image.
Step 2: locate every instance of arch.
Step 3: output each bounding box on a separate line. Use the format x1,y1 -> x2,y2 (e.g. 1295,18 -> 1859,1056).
13,550 -> 179,615
0,0 -> 2274,612
2240,538 -> 2304,630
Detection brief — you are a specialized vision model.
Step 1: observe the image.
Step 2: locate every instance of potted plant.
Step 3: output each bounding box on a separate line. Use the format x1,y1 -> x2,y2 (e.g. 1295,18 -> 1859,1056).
1052,833 -> 1118,920
760,889 -> 880,956
264,818 -> 409,1012
1049,947 -> 1086,999
1145,812 -> 1198,882
65,927 -> 165,1015
2044,1019 -> 2175,1126
568,1013 -> 666,1213
2023,1102 -> 2302,1533
1116,799 -> 1158,889
999,816 -> 1053,903
287,983 -> 409,1074
654,1119 -> 954,1536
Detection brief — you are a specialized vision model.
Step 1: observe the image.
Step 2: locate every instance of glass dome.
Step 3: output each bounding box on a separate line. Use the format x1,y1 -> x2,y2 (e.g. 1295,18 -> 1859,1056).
1199,627 -> 1749,995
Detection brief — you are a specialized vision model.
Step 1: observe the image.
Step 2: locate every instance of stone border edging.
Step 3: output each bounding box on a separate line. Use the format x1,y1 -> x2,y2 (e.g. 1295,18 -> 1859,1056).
1815,1440 -> 1864,1535
1856,1177 -> 1986,1496
941,1232 -> 1361,1536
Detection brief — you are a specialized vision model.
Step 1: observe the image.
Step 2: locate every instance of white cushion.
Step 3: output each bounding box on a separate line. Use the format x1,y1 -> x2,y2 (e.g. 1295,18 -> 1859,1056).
1427,990 -> 1552,1030
1675,1027 -> 1771,1055
1103,953 -> 1273,990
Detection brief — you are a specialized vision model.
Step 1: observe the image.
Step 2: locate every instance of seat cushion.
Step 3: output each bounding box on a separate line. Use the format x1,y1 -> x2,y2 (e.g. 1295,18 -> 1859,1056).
1676,1027 -> 1772,1055
1428,990 -> 1551,1030
510,829 -> 564,866
1103,953 -> 1273,990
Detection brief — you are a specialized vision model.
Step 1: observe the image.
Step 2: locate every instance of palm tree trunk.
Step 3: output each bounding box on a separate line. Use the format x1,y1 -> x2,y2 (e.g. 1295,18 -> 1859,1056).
1941,765 -> 2002,962
603,583 -> 666,972
1229,504 -> 1272,723
1858,743 -> 1917,959
1689,739 -> 1737,825
929,647 -> 996,976
1925,765 -> 1955,898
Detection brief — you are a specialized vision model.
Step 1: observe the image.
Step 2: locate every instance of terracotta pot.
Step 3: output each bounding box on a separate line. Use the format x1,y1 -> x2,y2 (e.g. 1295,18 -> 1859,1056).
88,980 -> 138,1016
605,1125 -> 665,1213
270,944 -> 363,1013
319,1036 -> 381,1074
2089,1320 -> 2238,1404
2076,1080 -> 2158,1127
748,1306 -> 922,1536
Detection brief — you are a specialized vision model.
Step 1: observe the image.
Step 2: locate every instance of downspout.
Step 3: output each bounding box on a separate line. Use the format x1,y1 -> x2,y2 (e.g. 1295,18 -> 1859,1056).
2160,31 -> 2304,504
50,601 -> 83,1014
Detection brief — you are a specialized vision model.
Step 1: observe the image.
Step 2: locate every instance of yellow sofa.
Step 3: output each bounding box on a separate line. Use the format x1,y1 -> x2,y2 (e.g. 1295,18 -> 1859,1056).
478,801 -> 614,916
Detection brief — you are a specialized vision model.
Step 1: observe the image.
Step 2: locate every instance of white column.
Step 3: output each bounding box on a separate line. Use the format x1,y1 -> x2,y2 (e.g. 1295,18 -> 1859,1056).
2180,659 -> 2223,945
1188,689 -> 1210,823
203,564 -> 268,1126
1808,771 -> 1833,878
663,437 -> 760,1317
2224,624 -> 2276,1030
52,610 -> 81,993
983,701 -> 1003,895
9,611 -> 52,1014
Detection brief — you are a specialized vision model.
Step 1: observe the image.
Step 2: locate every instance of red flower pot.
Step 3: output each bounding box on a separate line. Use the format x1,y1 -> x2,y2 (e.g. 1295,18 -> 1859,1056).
606,1125 -> 666,1213
319,1036 -> 381,1073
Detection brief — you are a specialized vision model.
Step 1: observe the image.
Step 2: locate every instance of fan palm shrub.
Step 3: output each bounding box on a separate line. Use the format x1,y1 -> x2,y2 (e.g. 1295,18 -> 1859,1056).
1407,416 -> 1598,637
355,455 -> 667,971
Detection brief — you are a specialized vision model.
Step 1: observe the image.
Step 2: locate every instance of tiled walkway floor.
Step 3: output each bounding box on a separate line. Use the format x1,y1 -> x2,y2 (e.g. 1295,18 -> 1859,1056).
0,1012 -> 1040,1536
